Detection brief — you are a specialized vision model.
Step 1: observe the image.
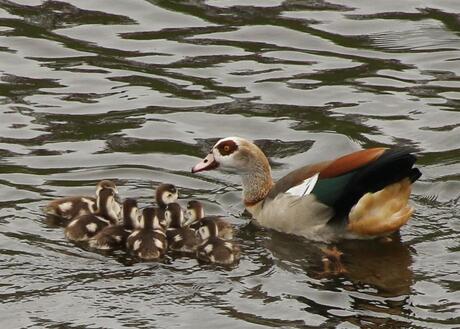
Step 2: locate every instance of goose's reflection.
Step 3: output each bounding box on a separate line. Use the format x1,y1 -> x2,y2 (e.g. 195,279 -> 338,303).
261,228 -> 413,296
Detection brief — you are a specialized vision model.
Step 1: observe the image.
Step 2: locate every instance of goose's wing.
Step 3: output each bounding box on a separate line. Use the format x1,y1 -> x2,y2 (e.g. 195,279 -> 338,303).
268,148 -> 421,218
285,173 -> 319,197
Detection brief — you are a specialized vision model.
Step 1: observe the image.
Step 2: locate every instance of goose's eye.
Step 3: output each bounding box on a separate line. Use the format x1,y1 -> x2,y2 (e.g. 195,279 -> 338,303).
218,140 -> 237,155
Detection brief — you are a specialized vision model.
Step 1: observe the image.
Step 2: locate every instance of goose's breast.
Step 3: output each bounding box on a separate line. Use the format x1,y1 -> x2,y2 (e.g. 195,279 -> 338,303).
247,194 -> 337,241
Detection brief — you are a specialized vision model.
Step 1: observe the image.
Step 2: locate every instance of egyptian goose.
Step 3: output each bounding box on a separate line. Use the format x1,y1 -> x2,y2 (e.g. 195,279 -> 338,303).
64,187 -> 120,241
184,200 -> 234,240
196,221 -> 240,265
126,207 -> 167,260
191,137 -> 421,242
155,183 -> 178,228
88,198 -> 140,250
164,203 -> 200,254
44,180 -> 121,225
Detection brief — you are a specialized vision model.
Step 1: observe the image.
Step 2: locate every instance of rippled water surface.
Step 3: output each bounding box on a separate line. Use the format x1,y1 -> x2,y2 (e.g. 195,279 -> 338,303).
1,0 -> 459,328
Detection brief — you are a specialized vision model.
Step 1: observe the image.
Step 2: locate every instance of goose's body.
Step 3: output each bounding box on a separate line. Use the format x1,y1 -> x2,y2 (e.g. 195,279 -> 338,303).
126,208 -> 167,260
44,180 -> 121,225
195,221 -> 240,265
165,203 -> 200,253
88,198 -> 139,250
192,137 -> 421,242
155,184 -> 179,229
64,187 -> 120,242
45,196 -> 96,222
185,201 -> 234,240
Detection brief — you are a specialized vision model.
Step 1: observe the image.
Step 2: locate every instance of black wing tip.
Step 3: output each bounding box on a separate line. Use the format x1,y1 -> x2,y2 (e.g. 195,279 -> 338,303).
409,167 -> 422,183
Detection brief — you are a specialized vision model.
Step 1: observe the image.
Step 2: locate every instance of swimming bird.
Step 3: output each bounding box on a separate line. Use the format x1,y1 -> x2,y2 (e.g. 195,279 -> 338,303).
184,200 -> 234,240
64,187 -> 120,242
165,203 -> 200,254
196,220 -> 240,265
155,183 -> 178,228
126,207 -> 167,260
191,137 -> 421,242
88,198 -> 140,250
44,180 -> 121,225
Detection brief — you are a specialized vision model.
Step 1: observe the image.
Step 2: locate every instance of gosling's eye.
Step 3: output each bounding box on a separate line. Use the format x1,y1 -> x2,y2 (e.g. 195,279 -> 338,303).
167,193 -> 172,198
224,145 -> 230,152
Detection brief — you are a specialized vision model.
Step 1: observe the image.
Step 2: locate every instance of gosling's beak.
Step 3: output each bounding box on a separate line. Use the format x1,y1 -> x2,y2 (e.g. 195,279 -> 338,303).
191,153 -> 219,173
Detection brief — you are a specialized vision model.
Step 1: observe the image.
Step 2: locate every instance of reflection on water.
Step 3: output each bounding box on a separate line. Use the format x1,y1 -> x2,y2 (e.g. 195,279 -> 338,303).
0,0 -> 459,328
264,230 -> 413,296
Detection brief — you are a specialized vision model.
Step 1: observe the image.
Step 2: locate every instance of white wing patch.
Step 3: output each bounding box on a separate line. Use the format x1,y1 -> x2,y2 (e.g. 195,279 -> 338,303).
58,202 -> 73,212
173,235 -> 183,242
86,223 -> 98,233
68,219 -> 78,227
92,241 -> 110,250
204,244 -> 213,254
154,239 -> 163,249
96,216 -> 110,224
133,239 -> 141,251
154,229 -> 166,237
88,239 -> 97,248
285,173 -> 319,197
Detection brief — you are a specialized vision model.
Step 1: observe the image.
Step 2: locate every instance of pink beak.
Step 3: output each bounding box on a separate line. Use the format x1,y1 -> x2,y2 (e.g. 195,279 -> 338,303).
191,153 -> 219,173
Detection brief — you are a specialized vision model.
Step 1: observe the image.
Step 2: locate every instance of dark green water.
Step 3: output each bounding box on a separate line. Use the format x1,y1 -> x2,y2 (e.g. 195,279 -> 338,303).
0,0 -> 459,328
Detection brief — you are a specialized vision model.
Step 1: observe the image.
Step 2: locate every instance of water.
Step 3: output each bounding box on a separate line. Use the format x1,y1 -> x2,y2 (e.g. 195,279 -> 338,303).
0,0 -> 459,328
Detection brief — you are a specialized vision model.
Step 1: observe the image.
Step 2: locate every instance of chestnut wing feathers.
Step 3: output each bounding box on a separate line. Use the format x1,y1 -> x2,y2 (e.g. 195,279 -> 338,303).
324,148 -> 421,218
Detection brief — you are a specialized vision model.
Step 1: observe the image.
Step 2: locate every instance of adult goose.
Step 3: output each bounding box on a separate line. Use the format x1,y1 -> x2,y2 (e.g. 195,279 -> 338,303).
191,137 -> 421,242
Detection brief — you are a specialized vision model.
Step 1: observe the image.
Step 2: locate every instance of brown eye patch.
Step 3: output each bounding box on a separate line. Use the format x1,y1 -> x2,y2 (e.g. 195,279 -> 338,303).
216,140 -> 238,156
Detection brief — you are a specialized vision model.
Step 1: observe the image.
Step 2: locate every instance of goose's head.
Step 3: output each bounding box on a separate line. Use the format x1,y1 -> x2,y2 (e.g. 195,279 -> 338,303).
96,180 -> 119,196
192,137 -> 268,174
155,183 -> 178,208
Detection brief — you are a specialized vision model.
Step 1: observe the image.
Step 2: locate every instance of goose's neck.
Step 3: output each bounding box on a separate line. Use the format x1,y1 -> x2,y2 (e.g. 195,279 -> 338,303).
123,214 -> 134,230
97,197 -> 108,215
98,196 -> 118,223
242,157 -> 273,206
